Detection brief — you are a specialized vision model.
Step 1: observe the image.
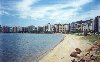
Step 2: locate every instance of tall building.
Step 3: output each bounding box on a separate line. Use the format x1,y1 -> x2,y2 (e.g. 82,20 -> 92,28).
75,20 -> 86,32
43,25 -> 47,33
64,24 -> 70,33
54,24 -> 69,33
83,20 -> 93,32
43,23 -> 52,33
9,27 -> 13,33
59,24 -> 65,33
51,25 -> 56,33
37,26 -> 43,33
23,27 -> 28,33
2,26 -> 10,33
28,25 -> 35,33
93,16 -> 100,33
98,16 -> 100,32
46,23 -> 52,33
54,24 -> 59,33
13,27 -> 18,33
18,26 -> 23,33
70,22 -> 76,32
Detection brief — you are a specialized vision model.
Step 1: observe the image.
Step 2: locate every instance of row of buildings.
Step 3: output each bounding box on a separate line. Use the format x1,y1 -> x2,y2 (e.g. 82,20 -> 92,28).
0,23 -> 69,34
70,16 -> 100,34
0,16 -> 100,34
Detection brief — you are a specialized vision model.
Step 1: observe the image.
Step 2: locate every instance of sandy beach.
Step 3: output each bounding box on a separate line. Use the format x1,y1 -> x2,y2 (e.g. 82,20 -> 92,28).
38,34 -> 91,62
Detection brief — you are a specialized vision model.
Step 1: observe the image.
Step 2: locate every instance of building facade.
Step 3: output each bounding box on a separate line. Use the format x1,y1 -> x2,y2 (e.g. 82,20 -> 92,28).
98,16 -> 100,32
70,22 -> 76,32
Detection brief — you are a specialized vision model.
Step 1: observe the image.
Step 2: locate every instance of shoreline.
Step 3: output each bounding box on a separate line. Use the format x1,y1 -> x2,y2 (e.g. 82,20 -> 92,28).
36,34 -> 66,62
38,34 -> 91,62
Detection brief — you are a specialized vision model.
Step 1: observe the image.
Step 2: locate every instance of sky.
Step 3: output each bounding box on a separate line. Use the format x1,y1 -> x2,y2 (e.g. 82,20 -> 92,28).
0,0 -> 100,26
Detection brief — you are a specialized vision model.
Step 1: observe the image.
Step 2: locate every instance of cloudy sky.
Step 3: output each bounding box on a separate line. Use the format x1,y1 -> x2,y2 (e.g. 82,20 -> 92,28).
0,0 -> 100,26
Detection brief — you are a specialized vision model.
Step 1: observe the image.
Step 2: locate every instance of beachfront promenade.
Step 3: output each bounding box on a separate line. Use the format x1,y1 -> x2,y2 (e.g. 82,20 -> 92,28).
38,34 -> 91,62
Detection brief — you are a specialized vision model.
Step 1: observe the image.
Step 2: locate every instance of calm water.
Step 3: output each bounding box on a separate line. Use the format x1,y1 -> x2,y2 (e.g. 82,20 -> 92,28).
0,33 -> 64,62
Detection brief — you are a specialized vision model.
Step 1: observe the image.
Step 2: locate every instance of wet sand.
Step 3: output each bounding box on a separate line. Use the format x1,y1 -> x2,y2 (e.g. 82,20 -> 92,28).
38,34 -> 91,62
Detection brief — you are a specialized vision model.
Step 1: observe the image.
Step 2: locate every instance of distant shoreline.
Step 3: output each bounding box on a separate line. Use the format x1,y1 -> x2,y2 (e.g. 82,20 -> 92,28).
0,32 -> 63,34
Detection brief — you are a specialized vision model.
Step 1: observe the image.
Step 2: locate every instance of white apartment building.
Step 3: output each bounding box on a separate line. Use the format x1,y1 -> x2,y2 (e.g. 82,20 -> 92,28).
47,23 -> 52,32
54,24 -> 69,33
83,20 -> 93,32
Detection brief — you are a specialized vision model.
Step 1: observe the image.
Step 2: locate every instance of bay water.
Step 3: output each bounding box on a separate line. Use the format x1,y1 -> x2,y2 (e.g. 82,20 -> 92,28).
0,33 -> 64,62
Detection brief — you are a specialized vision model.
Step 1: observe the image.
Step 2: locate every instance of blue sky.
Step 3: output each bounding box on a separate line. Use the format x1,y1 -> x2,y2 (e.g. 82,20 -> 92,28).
0,0 -> 100,26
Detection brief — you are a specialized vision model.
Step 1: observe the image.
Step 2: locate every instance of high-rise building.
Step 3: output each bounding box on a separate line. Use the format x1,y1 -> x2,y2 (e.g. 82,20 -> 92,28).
98,16 -> 100,32
54,24 -> 59,33
18,26 -> 23,33
70,22 -> 76,32
9,27 -> 13,33
2,26 -> 10,33
37,26 -> 43,33
22,27 -> 25,33
93,16 -> 100,33
43,25 -> 47,33
46,23 -> 52,33
83,20 -> 93,32
54,24 -> 69,33
43,23 -> 52,33
28,25 -> 35,33
51,25 -> 56,33
13,27 -> 18,33
64,24 -> 70,33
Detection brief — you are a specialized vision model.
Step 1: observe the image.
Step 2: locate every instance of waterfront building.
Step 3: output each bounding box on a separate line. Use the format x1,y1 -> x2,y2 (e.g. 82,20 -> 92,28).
59,24 -> 64,33
98,16 -> 100,32
43,25 -> 47,33
13,26 -> 18,33
37,26 -> 43,33
83,20 -> 93,32
22,27 -> 28,33
22,27 -> 25,33
75,20 -> 87,32
54,24 -> 59,33
94,16 -> 98,33
89,19 -> 94,31
18,26 -> 23,33
51,25 -> 56,33
43,23 -> 52,33
70,22 -> 76,32
34,27 -> 38,33
93,16 -> 100,33
9,27 -> 13,33
45,23 -> 52,33
28,25 -> 35,33
64,24 -> 70,33
54,24 -> 69,34
2,26 -> 10,33
16,26 -> 21,33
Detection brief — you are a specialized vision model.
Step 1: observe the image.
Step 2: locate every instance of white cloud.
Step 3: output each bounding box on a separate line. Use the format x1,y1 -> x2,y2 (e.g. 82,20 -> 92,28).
17,0 -> 38,11
0,10 -> 9,15
69,0 -> 93,7
17,0 -> 40,18
67,7 -> 100,22
16,0 -> 96,23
